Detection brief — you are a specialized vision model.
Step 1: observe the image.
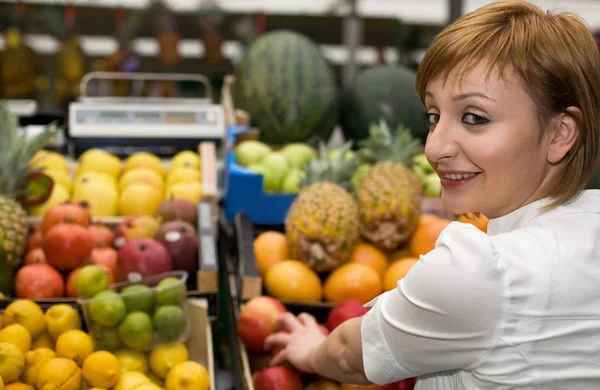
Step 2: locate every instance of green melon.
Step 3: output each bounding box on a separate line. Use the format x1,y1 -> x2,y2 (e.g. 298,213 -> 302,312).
234,30 -> 338,145
339,65 -> 428,144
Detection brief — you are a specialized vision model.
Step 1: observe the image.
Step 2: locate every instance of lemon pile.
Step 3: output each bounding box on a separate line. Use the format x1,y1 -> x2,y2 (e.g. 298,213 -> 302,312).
27,149 -> 203,218
0,299 -> 210,390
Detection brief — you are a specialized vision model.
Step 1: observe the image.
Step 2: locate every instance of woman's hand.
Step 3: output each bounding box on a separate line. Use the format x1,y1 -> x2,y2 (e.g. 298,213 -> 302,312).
264,312 -> 328,373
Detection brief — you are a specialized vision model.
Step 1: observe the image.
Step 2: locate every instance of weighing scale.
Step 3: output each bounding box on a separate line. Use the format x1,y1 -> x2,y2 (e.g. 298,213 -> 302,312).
68,72 -> 226,158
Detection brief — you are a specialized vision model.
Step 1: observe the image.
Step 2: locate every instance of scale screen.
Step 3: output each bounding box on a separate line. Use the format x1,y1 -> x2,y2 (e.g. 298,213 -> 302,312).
166,111 -> 196,124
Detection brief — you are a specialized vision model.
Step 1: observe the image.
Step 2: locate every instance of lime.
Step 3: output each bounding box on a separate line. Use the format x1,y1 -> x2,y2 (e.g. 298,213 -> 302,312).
153,306 -> 186,343
88,290 -> 126,327
75,265 -> 110,299
121,284 -> 155,313
91,324 -> 122,351
118,312 -> 153,350
155,277 -> 185,306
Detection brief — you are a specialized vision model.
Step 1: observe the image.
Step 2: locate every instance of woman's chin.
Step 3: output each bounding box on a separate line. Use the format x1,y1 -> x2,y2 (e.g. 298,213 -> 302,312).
441,194 -> 474,216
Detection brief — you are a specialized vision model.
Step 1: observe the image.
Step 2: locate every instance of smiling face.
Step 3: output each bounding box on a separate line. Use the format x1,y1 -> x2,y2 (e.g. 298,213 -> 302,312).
424,62 -> 555,218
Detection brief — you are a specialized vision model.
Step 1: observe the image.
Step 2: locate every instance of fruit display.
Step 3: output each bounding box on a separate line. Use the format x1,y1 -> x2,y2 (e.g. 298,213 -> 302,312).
233,30 -> 338,145
6,196 -> 201,298
26,148 -> 204,219
236,296 -> 417,390
0,298 -> 211,389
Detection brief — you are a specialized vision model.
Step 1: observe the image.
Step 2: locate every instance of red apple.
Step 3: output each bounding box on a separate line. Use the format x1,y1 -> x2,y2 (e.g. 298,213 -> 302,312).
155,198 -> 198,227
306,379 -> 340,390
89,222 -> 116,248
253,366 -> 303,390
326,300 -> 369,331
154,220 -> 199,277
237,296 -> 287,353
396,378 -> 417,390
116,238 -> 173,281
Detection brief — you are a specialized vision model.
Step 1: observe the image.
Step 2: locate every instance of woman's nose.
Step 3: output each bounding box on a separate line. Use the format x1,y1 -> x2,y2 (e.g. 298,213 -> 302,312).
424,121 -> 459,164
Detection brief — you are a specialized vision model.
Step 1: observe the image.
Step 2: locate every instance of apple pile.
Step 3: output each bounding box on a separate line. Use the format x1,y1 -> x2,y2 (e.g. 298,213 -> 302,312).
410,153 -> 441,198
14,197 -> 200,299
236,296 -> 417,390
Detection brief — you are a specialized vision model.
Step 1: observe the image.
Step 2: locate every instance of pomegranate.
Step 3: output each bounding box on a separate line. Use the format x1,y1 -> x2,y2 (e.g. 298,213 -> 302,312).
24,248 -> 47,265
116,238 -> 172,281
154,220 -> 199,276
155,198 -> 198,226
88,223 -> 116,248
41,201 -> 91,234
15,263 -> 64,299
43,223 -> 94,271
27,225 -> 43,251
88,247 -> 118,272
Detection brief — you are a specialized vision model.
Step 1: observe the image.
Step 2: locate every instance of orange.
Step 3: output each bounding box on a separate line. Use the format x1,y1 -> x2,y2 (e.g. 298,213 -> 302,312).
349,243 -> 388,276
408,214 -> 451,256
383,257 -> 419,291
457,213 -> 489,232
264,260 -> 322,302
323,263 -> 382,304
253,231 -> 289,277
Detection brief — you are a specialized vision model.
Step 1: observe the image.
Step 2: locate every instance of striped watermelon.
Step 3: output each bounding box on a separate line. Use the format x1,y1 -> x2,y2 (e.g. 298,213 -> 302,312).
234,30 -> 338,145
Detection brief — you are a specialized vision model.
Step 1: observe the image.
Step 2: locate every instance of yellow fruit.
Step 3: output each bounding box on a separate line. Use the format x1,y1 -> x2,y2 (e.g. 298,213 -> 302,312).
147,372 -> 164,387
5,383 -> 34,389
77,149 -> 122,179
72,179 -> 119,217
27,184 -> 70,217
114,350 -> 148,374
0,375 -> 3,390
113,371 -> 151,390
3,300 -> 45,340
45,304 -> 81,341
31,332 -> 54,350
119,183 -> 163,216
0,313 -> 4,329
169,151 -> 201,171
165,182 -> 202,205
74,171 -> 117,189
55,330 -> 94,367
0,342 -> 25,383
148,343 -> 188,379
265,260 -> 322,302
349,243 -> 389,277
382,257 -> 419,292
82,351 -> 121,388
130,383 -> 161,390
29,150 -> 69,173
119,168 -> 164,193
22,348 -> 55,386
165,361 -> 210,390
0,324 -> 31,354
124,152 -> 166,178
44,169 -> 74,194
165,167 -> 201,188
36,357 -> 81,390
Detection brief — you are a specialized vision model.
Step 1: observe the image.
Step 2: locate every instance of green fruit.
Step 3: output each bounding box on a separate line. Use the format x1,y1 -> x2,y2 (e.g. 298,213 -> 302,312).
423,173 -> 442,197
328,149 -> 355,162
280,143 -> 316,169
234,30 -> 338,144
88,290 -> 126,327
121,284 -> 155,313
281,168 -> 304,193
91,324 -> 121,351
118,312 -> 153,350
75,265 -> 110,299
155,277 -> 185,306
412,153 -> 434,174
153,305 -> 186,342
351,163 -> 372,189
234,140 -> 272,167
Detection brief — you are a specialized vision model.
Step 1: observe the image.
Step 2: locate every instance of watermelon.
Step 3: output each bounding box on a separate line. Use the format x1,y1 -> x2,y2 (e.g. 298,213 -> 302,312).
234,30 -> 338,145
339,65 -> 429,144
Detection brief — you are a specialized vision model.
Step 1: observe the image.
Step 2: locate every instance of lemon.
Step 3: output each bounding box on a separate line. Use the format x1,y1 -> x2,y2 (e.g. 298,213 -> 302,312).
0,312 -> 4,329
114,350 -> 148,374
165,167 -> 201,188
0,342 -> 25,383
124,152 -> 166,178
0,374 -> 3,390
82,351 -> 121,388
113,371 -> 151,390
31,332 -> 54,350
72,179 -> 119,217
74,171 -> 117,189
22,348 -> 55,386
44,169 -> 74,193
165,361 -> 210,390
165,182 -> 202,205
170,151 -> 201,171
147,372 -> 164,387
0,324 -> 31,354
5,383 -> 34,389
29,150 -> 69,173
55,330 -> 94,367
119,168 -> 164,193
130,384 -> 162,390
3,300 -> 45,340
36,357 -> 81,390
119,183 -> 163,216
45,304 -> 81,340
77,150 -> 122,179
27,184 -> 70,217
149,343 -> 188,379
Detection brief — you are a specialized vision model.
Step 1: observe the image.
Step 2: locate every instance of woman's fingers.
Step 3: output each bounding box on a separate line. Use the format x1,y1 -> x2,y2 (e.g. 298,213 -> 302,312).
276,312 -> 303,332
270,349 -> 288,366
297,312 -> 318,327
264,331 -> 292,350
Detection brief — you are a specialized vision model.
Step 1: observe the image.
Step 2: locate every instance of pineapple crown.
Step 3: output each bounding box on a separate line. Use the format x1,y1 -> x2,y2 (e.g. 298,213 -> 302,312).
300,141 -> 360,193
357,119 -> 423,166
0,103 -> 59,199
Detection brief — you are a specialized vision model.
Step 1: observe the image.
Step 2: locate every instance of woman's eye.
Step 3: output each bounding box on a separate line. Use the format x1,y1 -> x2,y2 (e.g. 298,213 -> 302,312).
424,113 -> 440,125
463,113 -> 489,125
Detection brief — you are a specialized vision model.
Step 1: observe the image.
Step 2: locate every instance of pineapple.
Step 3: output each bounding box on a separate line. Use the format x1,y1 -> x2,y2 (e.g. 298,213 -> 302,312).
285,142 -> 361,273
354,120 -> 424,251
0,104 -> 58,294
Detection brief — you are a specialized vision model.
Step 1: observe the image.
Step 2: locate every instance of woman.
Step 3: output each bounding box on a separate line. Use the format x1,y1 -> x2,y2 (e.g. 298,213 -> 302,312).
264,1 -> 600,388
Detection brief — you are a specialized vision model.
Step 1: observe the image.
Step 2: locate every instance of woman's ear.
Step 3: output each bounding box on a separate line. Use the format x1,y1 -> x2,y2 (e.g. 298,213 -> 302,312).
547,106 -> 581,164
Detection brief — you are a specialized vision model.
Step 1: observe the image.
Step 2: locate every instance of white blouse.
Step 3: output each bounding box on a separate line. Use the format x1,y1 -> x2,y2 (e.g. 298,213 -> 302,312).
361,190 -> 600,389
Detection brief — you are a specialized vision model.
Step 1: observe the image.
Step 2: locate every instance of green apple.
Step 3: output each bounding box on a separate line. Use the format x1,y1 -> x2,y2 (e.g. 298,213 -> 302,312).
247,163 -> 281,192
412,153 -> 435,174
261,152 -> 290,192
423,173 -> 442,197
280,143 -> 317,169
234,140 -> 272,167
281,168 -> 304,193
